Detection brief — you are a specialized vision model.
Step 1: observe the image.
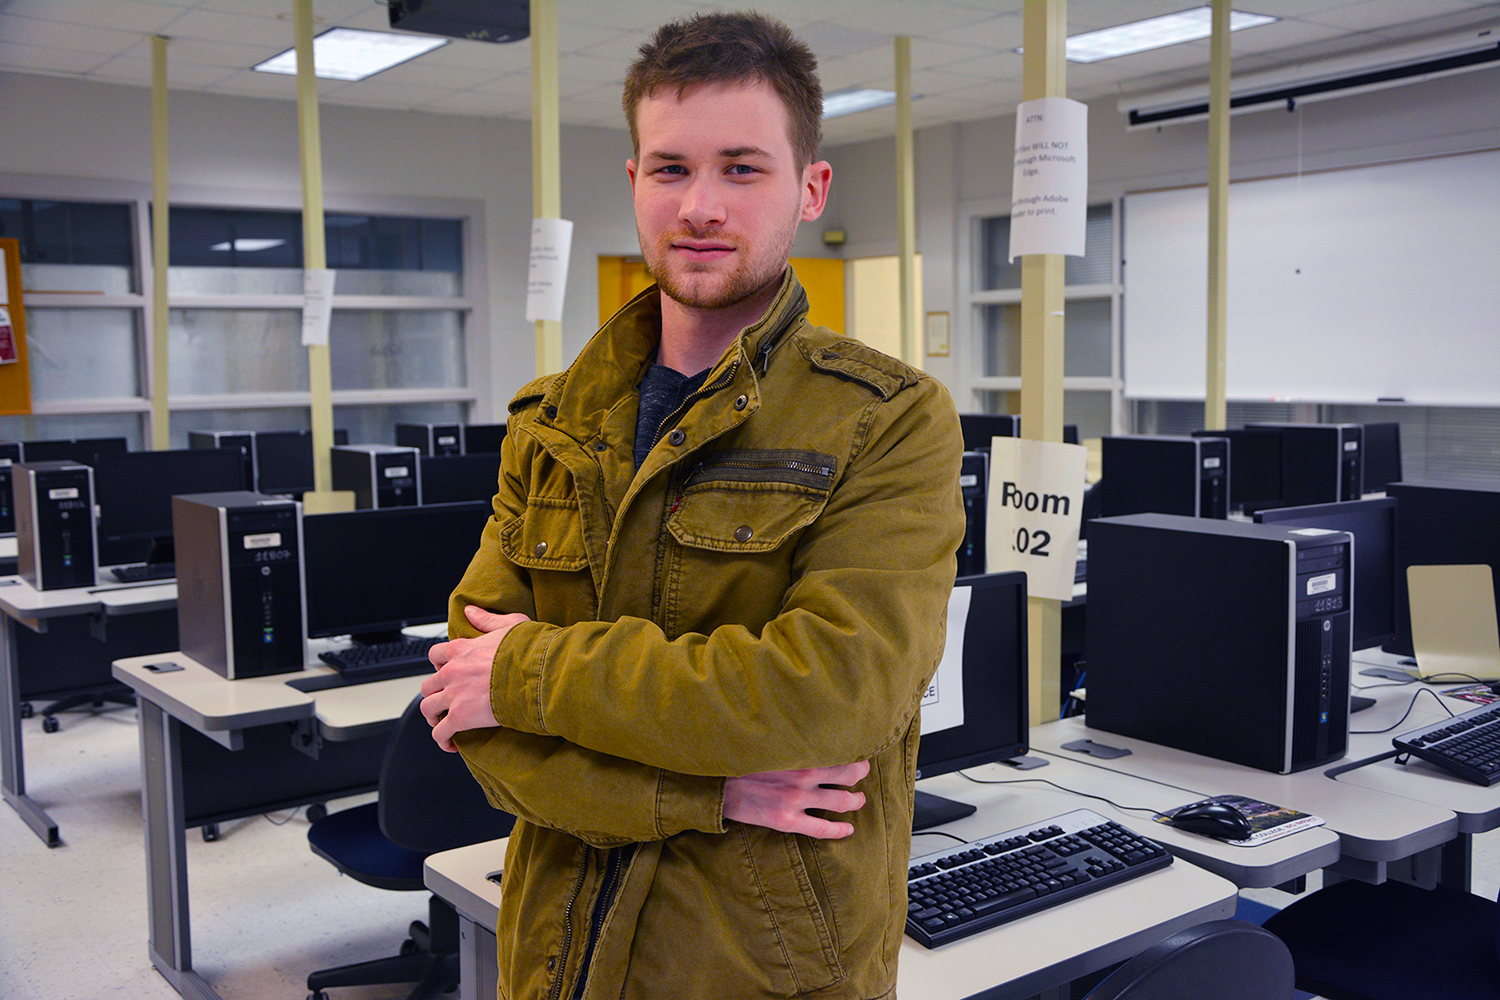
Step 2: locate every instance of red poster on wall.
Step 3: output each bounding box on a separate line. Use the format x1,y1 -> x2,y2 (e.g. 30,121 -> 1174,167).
0,307 -> 17,364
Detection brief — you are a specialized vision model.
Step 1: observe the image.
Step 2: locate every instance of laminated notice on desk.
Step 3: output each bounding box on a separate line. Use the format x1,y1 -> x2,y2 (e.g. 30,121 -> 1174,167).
1156,795 -> 1325,848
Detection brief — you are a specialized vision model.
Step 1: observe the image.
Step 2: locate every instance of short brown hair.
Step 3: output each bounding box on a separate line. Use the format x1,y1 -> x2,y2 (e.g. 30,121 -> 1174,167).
623,11 -> 823,167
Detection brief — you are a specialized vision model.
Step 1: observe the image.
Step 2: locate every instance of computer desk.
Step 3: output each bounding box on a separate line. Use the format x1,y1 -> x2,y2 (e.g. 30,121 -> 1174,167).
1318,647 -> 1500,886
0,574 -> 176,846
112,648 -> 425,1000
1029,711 -> 1461,890
425,765 -> 1243,1000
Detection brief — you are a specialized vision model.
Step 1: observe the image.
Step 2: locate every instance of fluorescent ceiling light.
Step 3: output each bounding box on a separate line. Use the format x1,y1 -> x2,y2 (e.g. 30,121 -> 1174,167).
823,88 -> 898,119
253,27 -> 448,82
210,239 -> 287,252
1055,7 -> 1277,63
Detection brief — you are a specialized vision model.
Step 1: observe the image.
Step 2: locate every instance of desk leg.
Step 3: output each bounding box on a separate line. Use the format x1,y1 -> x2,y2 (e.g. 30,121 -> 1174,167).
138,697 -> 222,1000
0,613 -> 59,846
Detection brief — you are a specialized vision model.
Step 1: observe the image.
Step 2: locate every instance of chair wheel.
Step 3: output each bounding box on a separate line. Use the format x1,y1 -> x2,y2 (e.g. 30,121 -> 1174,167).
19,701 -> 32,719
306,802 -> 328,823
42,716 -> 60,733
201,823 -> 219,842
308,992 -> 330,1000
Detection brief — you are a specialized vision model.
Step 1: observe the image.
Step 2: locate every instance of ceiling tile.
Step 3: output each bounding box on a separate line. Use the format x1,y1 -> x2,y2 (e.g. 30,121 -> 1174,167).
0,38 -> 109,74
0,13 -> 140,54
0,0 -> 182,33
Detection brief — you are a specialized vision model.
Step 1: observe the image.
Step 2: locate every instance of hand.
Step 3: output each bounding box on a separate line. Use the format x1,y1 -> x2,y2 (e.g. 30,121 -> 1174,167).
420,605 -> 532,752
723,760 -> 871,839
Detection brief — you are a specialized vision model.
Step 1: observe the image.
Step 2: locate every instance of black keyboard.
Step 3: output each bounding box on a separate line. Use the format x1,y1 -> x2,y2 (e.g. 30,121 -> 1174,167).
1394,701 -> 1500,785
906,808 -> 1172,948
111,562 -> 176,583
318,636 -> 442,681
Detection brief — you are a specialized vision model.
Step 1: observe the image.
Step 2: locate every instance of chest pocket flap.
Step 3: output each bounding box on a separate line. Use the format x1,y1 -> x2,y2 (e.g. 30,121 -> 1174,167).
500,498 -> 590,571
667,450 -> 836,554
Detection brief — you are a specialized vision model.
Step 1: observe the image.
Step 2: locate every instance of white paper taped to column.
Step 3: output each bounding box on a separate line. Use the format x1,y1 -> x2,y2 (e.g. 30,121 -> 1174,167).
301,268 -> 336,347
921,585 -> 971,736
526,218 -> 574,322
1008,96 -> 1089,261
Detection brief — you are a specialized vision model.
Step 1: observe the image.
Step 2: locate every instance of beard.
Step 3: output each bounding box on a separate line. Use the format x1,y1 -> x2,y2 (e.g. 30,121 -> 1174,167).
640,212 -> 800,312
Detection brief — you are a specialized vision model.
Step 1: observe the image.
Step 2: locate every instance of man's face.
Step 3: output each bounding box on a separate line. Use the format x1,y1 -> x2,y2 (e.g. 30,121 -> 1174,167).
627,79 -> 830,313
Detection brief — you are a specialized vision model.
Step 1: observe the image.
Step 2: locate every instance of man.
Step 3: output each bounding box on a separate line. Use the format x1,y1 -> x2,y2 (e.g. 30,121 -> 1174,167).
419,11 -> 965,999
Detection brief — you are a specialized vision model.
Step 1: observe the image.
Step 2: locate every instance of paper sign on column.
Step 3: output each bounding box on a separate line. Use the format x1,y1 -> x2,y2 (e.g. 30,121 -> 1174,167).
1008,96 -> 1089,261
526,218 -> 574,323
921,584 -> 972,736
301,268 -> 336,347
985,437 -> 1087,601
0,307 -> 16,364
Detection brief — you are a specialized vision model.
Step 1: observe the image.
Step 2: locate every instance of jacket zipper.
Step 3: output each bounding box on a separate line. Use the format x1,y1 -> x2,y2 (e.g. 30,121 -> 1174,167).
548,852 -> 591,1000
648,359 -> 742,453
682,456 -> 836,491
568,844 -> 632,1000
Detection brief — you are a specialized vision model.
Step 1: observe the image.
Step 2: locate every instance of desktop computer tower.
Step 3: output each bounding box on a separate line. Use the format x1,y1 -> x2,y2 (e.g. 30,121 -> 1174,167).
13,461 -> 98,590
1085,513 -> 1352,773
189,430 -> 257,493
957,450 -> 987,577
173,491 -> 306,679
1100,435 -> 1229,519
395,422 -> 465,457
0,440 -> 21,534
1250,423 -> 1364,505
331,445 -> 422,509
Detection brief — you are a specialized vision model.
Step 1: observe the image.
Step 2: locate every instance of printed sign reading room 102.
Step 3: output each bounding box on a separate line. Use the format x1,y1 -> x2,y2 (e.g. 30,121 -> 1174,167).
998,480 -> 1071,558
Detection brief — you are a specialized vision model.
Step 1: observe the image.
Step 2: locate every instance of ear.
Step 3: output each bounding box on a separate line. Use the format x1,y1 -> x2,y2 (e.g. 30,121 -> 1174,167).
626,158 -> 638,196
800,160 -> 832,222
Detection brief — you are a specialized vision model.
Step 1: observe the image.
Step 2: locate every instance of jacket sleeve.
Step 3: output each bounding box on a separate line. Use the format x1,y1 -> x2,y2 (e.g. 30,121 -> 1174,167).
488,372 -> 966,778
449,411 -> 728,843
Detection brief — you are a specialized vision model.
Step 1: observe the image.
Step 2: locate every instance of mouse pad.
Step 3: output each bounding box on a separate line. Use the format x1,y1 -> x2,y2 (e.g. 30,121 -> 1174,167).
1154,794 -> 1325,847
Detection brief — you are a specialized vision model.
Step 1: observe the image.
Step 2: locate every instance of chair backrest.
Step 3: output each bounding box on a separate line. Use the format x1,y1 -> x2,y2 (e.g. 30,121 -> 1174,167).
1085,919 -> 1295,1000
377,695 -> 516,856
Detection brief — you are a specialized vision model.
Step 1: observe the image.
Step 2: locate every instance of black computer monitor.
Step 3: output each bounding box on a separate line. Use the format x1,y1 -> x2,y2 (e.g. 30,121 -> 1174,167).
1256,498 -> 1398,652
93,448 -> 247,567
1385,481 -> 1500,658
302,501 -> 490,646
21,436 -> 128,465
1362,422 -> 1403,495
1194,428 -> 1282,512
254,429 -> 349,495
959,413 -> 1020,453
419,453 -> 500,505
913,570 -> 1029,831
463,422 -> 507,454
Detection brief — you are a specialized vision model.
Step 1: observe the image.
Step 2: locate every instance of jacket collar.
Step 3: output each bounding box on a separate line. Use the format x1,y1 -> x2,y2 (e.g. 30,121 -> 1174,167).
538,267 -> 809,442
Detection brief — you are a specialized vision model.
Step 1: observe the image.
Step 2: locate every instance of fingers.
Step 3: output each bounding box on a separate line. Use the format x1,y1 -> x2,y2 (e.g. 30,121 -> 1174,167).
465,605 -> 530,632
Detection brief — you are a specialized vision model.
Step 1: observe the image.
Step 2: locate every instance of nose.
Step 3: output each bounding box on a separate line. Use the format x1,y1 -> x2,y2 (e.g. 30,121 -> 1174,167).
679,175 -> 726,231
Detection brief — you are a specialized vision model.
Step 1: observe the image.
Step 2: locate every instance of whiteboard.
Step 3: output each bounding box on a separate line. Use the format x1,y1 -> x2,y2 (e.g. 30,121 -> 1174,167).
1123,149 -> 1500,405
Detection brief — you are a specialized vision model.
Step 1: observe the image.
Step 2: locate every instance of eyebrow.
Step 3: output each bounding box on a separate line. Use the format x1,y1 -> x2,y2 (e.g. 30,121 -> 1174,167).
643,146 -> 774,162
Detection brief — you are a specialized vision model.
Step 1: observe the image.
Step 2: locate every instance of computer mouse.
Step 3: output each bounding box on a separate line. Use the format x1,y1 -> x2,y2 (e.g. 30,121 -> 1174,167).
1169,802 -> 1253,841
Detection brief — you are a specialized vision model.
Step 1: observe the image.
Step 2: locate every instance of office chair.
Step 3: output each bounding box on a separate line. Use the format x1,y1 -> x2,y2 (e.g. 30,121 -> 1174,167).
1262,878 -> 1500,1000
306,695 -> 515,1000
1082,919 -> 1295,1000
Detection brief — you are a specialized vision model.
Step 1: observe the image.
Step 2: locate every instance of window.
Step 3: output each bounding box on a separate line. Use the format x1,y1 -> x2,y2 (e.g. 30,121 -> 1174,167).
0,193 -> 482,449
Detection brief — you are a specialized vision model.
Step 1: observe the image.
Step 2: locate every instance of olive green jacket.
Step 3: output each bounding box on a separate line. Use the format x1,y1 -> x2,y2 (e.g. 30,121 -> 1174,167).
450,269 -> 966,1000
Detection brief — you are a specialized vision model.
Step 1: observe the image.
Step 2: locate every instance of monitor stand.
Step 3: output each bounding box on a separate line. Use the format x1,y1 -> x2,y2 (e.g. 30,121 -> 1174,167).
911,756 -> 1050,831
912,790 -> 975,831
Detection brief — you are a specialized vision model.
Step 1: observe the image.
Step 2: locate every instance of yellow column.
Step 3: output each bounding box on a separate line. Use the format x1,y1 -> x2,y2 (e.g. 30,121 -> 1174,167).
1020,0 -> 1067,726
894,37 -> 919,367
293,0 -> 351,512
1205,0 -> 1231,431
531,0 -> 564,376
150,36 -> 170,450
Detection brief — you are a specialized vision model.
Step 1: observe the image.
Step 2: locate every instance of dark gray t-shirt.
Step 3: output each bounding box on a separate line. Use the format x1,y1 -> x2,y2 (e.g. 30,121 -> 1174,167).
634,363 -> 710,469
